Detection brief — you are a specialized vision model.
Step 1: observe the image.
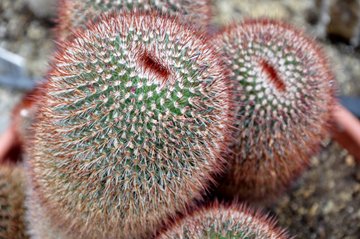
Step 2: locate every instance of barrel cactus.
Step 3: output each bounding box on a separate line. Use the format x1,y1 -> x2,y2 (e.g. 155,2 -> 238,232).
156,201 -> 290,238
0,164 -> 28,238
55,0 -> 213,40
215,18 -> 336,201
27,10 -> 232,238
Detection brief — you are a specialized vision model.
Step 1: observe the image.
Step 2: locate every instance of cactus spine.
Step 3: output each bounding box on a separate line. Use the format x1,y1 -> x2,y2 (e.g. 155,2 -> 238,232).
157,201 -> 289,238
28,10 -> 232,238
215,18 -> 336,201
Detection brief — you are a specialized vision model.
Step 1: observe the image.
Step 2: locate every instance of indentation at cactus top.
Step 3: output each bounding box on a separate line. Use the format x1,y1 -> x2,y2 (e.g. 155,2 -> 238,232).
135,44 -> 175,88
215,18 -> 336,201
29,10 -> 232,238
258,59 -> 285,92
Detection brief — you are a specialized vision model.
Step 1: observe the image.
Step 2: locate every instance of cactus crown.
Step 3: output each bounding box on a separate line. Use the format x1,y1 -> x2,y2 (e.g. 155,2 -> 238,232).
157,201 -> 289,239
215,18 -> 336,200
219,18 -> 335,146
29,10 -> 232,238
55,0 -> 212,40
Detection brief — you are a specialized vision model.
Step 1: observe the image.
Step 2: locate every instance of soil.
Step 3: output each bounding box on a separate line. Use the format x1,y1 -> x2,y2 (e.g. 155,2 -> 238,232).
0,0 -> 360,238
269,141 -> 360,239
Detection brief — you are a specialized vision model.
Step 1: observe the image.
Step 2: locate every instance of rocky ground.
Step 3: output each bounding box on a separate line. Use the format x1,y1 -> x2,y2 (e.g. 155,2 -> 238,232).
0,0 -> 360,238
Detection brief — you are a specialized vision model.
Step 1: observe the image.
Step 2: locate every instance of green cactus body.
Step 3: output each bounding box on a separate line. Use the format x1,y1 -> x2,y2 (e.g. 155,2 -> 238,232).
215,18 -> 336,201
55,0 -> 212,40
156,202 -> 290,238
28,10 -> 232,238
0,164 -> 28,239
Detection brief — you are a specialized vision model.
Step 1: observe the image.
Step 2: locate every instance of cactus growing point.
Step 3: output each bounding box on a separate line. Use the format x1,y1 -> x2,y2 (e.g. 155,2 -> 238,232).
215,18 -> 336,201
28,10 -> 233,238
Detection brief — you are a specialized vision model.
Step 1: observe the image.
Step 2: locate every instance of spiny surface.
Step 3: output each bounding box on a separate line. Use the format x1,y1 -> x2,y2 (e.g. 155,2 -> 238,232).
0,164 -> 28,239
29,11 -> 232,238
26,183 -> 69,239
55,0 -> 212,40
157,202 -> 290,238
215,18 -> 336,201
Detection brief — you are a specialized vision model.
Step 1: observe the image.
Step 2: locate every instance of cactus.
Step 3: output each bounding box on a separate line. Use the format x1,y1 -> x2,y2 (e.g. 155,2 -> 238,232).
28,10 -> 232,238
0,164 -> 28,238
55,0 -> 213,40
25,184 -> 69,239
156,201 -> 289,238
215,18 -> 336,201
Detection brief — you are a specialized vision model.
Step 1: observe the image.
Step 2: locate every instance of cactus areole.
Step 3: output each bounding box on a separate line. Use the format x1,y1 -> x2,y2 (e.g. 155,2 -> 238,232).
29,11 -> 232,238
216,18 -> 336,200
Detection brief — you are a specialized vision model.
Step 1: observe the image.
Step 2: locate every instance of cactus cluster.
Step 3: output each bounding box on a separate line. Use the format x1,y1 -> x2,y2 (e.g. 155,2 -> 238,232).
157,201 -> 289,238
28,10 -> 232,238
0,164 -> 28,239
55,0 -> 212,40
215,18 -> 336,200
0,0 -> 338,238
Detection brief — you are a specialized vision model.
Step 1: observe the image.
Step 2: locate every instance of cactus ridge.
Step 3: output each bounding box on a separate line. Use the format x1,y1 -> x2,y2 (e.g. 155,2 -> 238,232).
29,10 -> 232,238
55,0 -> 212,40
157,201 -> 290,239
216,18 -> 336,200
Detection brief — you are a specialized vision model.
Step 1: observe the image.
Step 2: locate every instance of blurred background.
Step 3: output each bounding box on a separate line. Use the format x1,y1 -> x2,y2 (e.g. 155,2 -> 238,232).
0,0 -> 359,238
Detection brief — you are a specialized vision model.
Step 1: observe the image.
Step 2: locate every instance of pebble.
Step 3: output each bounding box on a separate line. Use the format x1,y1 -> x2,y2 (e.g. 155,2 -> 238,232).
310,203 -> 319,216
26,21 -> 46,40
298,207 -> 307,215
302,185 -> 315,198
311,156 -> 320,166
327,180 -> 335,189
345,154 -> 356,167
323,200 -> 335,214
353,183 -> 360,192
339,192 -> 352,202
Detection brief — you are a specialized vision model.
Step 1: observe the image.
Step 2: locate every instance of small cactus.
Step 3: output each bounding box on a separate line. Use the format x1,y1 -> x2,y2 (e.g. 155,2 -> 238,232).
0,164 -> 28,238
156,201 -> 290,238
215,18 -> 336,201
55,0 -> 213,40
28,10 -> 232,238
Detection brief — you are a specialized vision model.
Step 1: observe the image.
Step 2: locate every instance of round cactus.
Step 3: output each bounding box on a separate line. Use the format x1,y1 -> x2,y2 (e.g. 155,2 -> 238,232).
156,201 -> 290,238
55,0 -> 213,40
215,18 -> 336,201
28,10 -> 232,238
0,164 -> 28,238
